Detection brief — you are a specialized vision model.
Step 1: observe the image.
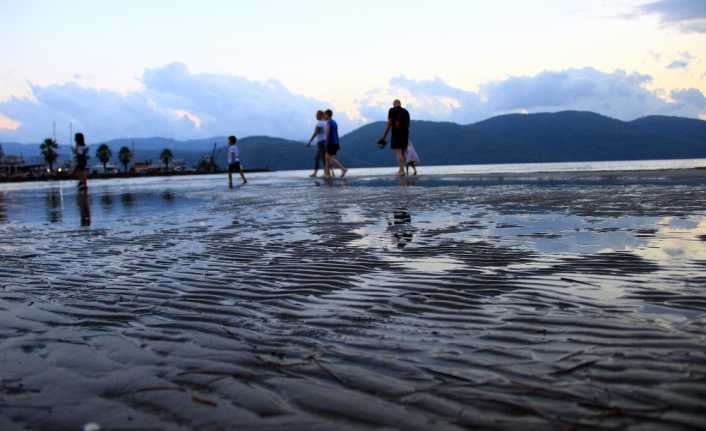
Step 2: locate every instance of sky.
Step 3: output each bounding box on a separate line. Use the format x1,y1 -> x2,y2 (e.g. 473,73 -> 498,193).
1,0 -> 705,143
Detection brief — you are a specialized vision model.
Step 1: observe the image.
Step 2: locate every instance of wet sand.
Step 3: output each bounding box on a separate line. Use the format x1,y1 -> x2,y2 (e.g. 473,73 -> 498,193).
1,169 -> 706,430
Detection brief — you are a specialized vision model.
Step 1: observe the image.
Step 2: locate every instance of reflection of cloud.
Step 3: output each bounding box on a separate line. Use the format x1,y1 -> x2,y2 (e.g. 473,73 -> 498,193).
635,217 -> 706,262
359,68 -> 706,123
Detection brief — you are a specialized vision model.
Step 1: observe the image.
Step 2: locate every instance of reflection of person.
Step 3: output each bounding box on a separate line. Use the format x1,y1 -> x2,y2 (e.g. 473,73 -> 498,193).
388,208 -> 414,249
45,188 -> 62,223
227,135 -> 247,189
307,110 -> 328,177
379,100 -> 410,176
121,192 -> 135,207
405,141 -> 419,176
0,191 -> 5,223
77,192 -> 91,227
74,133 -> 89,191
324,109 -> 347,178
100,192 -> 113,210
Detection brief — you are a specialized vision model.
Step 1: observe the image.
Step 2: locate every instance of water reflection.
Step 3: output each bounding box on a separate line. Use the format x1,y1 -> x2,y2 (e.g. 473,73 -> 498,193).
77,192 -> 91,227
100,192 -> 113,212
11,185 -> 192,227
388,208 -> 414,249
398,176 -> 418,187
0,192 -> 5,223
45,188 -> 63,223
121,192 -> 135,208
635,216 -> 706,262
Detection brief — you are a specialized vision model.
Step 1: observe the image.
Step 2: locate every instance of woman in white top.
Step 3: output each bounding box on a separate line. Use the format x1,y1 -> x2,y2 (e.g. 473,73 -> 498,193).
306,110 -> 328,177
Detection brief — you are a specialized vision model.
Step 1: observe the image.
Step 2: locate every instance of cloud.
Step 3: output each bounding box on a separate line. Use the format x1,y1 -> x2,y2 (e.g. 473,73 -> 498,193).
357,76 -> 482,124
637,0 -> 706,33
667,60 -> 690,69
3,64 -> 705,143
359,68 -> 706,123
670,88 -> 706,110
0,63 -> 350,143
666,51 -> 695,69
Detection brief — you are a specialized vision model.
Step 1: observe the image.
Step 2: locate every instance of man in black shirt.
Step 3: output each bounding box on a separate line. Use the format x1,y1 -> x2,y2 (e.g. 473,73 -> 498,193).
379,99 -> 410,176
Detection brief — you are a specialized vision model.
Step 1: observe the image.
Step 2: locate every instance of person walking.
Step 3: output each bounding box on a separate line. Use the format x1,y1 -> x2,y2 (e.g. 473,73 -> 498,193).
227,135 -> 247,188
378,99 -> 410,176
73,133 -> 89,191
306,110 -> 328,177
324,109 -> 347,178
405,141 -> 420,176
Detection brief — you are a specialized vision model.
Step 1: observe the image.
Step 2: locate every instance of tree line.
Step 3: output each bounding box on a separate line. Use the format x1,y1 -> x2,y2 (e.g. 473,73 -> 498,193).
39,139 -> 174,173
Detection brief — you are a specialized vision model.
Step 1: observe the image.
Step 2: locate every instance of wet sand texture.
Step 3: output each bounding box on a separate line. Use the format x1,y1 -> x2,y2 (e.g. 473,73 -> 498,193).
1,179 -> 706,430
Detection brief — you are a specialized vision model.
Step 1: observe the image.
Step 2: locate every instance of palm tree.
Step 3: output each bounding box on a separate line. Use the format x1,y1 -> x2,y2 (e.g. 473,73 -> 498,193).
160,148 -> 174,171
39,138 -> 59,172
96,144 -> 112,173
118,146 -> 132,173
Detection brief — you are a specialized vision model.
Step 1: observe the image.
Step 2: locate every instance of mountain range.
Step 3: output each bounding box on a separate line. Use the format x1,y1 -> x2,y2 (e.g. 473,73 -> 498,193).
2,111 -> 705,170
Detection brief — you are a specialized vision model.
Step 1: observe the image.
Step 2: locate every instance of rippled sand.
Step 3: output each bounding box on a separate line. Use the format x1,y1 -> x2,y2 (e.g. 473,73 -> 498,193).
1,171 -> 706,430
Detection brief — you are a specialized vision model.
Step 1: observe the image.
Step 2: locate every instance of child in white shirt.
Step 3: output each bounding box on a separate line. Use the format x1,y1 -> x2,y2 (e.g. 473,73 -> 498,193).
405,141 -> 420,176
227,135 -> 247,188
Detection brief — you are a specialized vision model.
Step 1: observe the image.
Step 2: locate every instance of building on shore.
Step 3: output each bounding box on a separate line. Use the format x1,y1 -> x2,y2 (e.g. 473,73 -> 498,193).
133,160 -> 160,174
172,159 -> 191,173
0,145 -> 45,179
91,163 -> 120,175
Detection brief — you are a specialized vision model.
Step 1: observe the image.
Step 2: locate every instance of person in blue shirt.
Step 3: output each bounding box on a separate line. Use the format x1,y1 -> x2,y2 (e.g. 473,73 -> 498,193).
323,109 -> 347,178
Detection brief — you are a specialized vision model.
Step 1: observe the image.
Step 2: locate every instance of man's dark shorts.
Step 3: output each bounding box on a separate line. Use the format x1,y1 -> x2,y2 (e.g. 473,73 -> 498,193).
390,131 -> 409,151
229,162 -> 241,173
326,144 -> 340,156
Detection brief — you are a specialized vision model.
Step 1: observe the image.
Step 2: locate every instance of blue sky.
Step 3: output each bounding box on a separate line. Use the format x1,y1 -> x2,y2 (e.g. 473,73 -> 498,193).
1,0 -> 705,142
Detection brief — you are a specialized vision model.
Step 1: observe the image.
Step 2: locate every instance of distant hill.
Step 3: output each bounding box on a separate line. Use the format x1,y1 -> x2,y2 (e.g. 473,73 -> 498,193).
2,111 -> 705,170
341,111 -> 706,166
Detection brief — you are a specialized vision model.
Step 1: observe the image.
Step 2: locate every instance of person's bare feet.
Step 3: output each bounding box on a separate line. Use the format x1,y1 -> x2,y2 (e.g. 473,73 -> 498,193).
341,168 -> 348,178
396,170 -> 406,176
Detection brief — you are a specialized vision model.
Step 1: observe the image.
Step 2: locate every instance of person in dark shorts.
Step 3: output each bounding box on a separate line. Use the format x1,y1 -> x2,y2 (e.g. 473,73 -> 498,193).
227,135 -> 247,188
324,109 -> 347,178
73,132 -> 89,191
378,99 -> 410,176
306,110 -> 328,177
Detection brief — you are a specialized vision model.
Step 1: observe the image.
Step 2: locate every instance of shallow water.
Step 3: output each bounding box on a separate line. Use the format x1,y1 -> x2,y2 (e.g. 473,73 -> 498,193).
1,166 -> 706,430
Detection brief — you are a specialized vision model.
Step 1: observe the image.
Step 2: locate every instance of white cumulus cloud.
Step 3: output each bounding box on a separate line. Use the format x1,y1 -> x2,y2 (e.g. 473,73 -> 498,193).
358,68 -> 706,124
0,63 -> 350,143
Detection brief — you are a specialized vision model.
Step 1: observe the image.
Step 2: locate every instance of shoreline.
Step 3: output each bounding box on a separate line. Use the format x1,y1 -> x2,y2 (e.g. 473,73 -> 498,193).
2,157 -> 705,185
0,167 -> 272,184
2,165 -> 706,186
